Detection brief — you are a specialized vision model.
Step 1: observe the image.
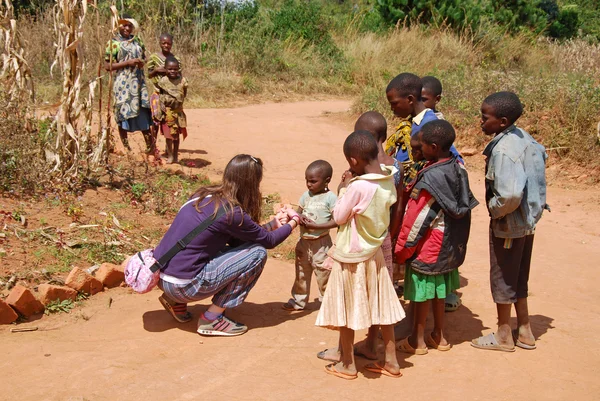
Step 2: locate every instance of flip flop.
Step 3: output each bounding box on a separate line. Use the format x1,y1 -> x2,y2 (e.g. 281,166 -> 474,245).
364,362 -> 402,378
471,333 -> 515,352
512,329 -> 536,350
324,363 -> 357,380
425,334 -> 452,351
397,338 -> 428,355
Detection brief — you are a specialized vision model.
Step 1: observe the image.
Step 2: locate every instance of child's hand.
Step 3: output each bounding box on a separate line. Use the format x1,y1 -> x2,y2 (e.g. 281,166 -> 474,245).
298,215 -> 313,226
339,170 -> 354,189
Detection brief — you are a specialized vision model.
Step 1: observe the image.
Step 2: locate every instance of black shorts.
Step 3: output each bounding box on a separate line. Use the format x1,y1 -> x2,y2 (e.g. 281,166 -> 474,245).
489,227 -> 535,304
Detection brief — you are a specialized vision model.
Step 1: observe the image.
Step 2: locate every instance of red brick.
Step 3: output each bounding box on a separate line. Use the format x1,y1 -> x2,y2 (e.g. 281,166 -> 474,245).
5,285 -> 44,317
0,298 -> 18,324
65,267 -> 103,295
37,284 -> 77,305
96,263 -> 125,288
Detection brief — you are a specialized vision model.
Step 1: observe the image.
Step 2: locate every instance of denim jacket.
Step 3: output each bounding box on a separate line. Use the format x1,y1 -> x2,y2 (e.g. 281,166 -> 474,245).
484,125 -> 547,238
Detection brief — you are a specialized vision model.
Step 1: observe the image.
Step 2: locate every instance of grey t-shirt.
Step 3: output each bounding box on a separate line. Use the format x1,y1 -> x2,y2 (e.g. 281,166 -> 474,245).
298,190 -> 337,239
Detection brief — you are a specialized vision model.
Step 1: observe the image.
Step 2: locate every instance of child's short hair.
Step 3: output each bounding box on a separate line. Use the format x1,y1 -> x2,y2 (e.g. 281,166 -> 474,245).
422,76 -> 443,97
306,160 -> 333,178
386,73 -> 422,99
483,91 -> 523,125
354,111 -> 387,143
160,32 -> 173,41
421,120 -> 456,151
343,130 -> 379,162
165,55 -> 179,67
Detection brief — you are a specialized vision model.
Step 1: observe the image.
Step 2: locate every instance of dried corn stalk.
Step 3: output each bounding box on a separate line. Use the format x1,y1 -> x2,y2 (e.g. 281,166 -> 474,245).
47,0 -> 104,178
0,0 -> 34,107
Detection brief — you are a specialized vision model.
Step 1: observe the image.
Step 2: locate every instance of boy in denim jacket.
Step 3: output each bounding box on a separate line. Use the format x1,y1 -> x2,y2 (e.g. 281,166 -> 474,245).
472,92 -> 548,352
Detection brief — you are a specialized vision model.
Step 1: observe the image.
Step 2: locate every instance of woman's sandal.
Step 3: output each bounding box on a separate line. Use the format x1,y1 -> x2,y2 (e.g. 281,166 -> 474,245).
425,333 -> 452,351
159,294 -> 192,323
397,338 -> 428,355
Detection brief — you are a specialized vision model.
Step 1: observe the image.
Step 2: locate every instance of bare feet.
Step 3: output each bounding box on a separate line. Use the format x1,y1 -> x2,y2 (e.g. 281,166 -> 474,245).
514,323 -> 536,348
430,330 -> 450,348
393,318 -> 412,340
496,324 -> 515,348
364,361 -> 402,378
317,342 -> 378,362
317,348 -> 340,362
353,340 -> 378,360
324,363 -> 357,380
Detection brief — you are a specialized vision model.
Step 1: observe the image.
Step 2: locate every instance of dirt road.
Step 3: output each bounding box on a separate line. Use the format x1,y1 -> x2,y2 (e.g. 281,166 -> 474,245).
2,100 -> 599,401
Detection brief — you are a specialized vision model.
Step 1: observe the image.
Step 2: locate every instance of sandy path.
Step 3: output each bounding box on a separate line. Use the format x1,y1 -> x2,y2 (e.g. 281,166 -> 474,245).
2,101 -> 600,401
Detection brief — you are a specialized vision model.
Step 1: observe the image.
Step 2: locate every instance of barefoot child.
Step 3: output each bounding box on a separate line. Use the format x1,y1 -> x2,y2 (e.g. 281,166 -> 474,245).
147,33 -> 181,158
282,160 -> 336,311
472,92 -> 547,352
153,56 -> 188,164
395,120 -> 478,354
421,76 -> 444,120
316,131 -> 405,380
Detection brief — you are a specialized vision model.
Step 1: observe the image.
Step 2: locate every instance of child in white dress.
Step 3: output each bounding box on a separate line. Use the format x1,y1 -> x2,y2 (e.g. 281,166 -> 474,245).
315,131 -> 405,380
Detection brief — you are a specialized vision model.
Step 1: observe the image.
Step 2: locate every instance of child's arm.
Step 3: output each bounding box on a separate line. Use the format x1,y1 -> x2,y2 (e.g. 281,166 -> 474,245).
302,220 -> 338,230
487,152 -> 526,219
183,77 -> 188,100
389,164 -> 405,241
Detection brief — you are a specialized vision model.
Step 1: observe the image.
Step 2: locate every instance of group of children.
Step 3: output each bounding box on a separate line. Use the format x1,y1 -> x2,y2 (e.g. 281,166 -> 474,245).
282,73 -> 547,379
146,33 -> 188,164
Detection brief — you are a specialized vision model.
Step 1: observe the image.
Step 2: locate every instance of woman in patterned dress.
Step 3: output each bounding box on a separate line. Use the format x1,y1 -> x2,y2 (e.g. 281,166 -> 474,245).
104,17 -> 155,155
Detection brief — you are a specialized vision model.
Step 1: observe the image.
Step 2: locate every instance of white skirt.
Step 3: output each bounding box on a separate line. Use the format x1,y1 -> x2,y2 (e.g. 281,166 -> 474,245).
315,248 -> 406,331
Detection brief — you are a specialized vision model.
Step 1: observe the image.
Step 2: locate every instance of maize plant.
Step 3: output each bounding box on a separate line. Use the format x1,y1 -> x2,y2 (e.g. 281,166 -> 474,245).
0,0 -> 34,107
47,0 -> 104,179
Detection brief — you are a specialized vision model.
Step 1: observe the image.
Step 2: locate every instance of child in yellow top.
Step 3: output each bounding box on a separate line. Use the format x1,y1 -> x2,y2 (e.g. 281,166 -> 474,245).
315,131 -> 405,380
153,56 -> 188,164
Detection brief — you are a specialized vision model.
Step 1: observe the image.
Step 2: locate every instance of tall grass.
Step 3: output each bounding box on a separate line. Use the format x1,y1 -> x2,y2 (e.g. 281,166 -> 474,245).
11,3 -> 600,169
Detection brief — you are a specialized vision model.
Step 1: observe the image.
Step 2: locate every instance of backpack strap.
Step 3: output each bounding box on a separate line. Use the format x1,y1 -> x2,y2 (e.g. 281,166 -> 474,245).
150,205 -> 226,273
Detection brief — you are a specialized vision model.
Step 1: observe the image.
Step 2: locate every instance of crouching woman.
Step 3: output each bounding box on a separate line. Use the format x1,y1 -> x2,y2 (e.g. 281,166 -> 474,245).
154,154 -> 299,336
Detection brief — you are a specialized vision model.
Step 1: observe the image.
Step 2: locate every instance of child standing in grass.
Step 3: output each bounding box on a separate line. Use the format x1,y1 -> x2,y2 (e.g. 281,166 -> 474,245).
147,33 -> 181,85
471,92 -> 547,352
421,76 -> 444,120
316,131 -> 405,380
147,33 -> 181,159
282,160 -> 336,311
395,120 -> 478,355
153,56 -> 188,164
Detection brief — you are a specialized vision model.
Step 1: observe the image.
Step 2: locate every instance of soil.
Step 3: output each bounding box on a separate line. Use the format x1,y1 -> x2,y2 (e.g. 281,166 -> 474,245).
1,100 -> 600,401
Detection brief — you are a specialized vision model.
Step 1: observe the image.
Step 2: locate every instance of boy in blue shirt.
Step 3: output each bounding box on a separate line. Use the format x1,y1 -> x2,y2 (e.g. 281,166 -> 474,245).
386,73 -> 463,164
471,92 -> 547,352
421,76 -> 444,120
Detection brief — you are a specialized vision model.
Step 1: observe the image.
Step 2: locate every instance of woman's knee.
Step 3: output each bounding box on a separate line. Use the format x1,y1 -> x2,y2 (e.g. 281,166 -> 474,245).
248,245 -> 268,267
